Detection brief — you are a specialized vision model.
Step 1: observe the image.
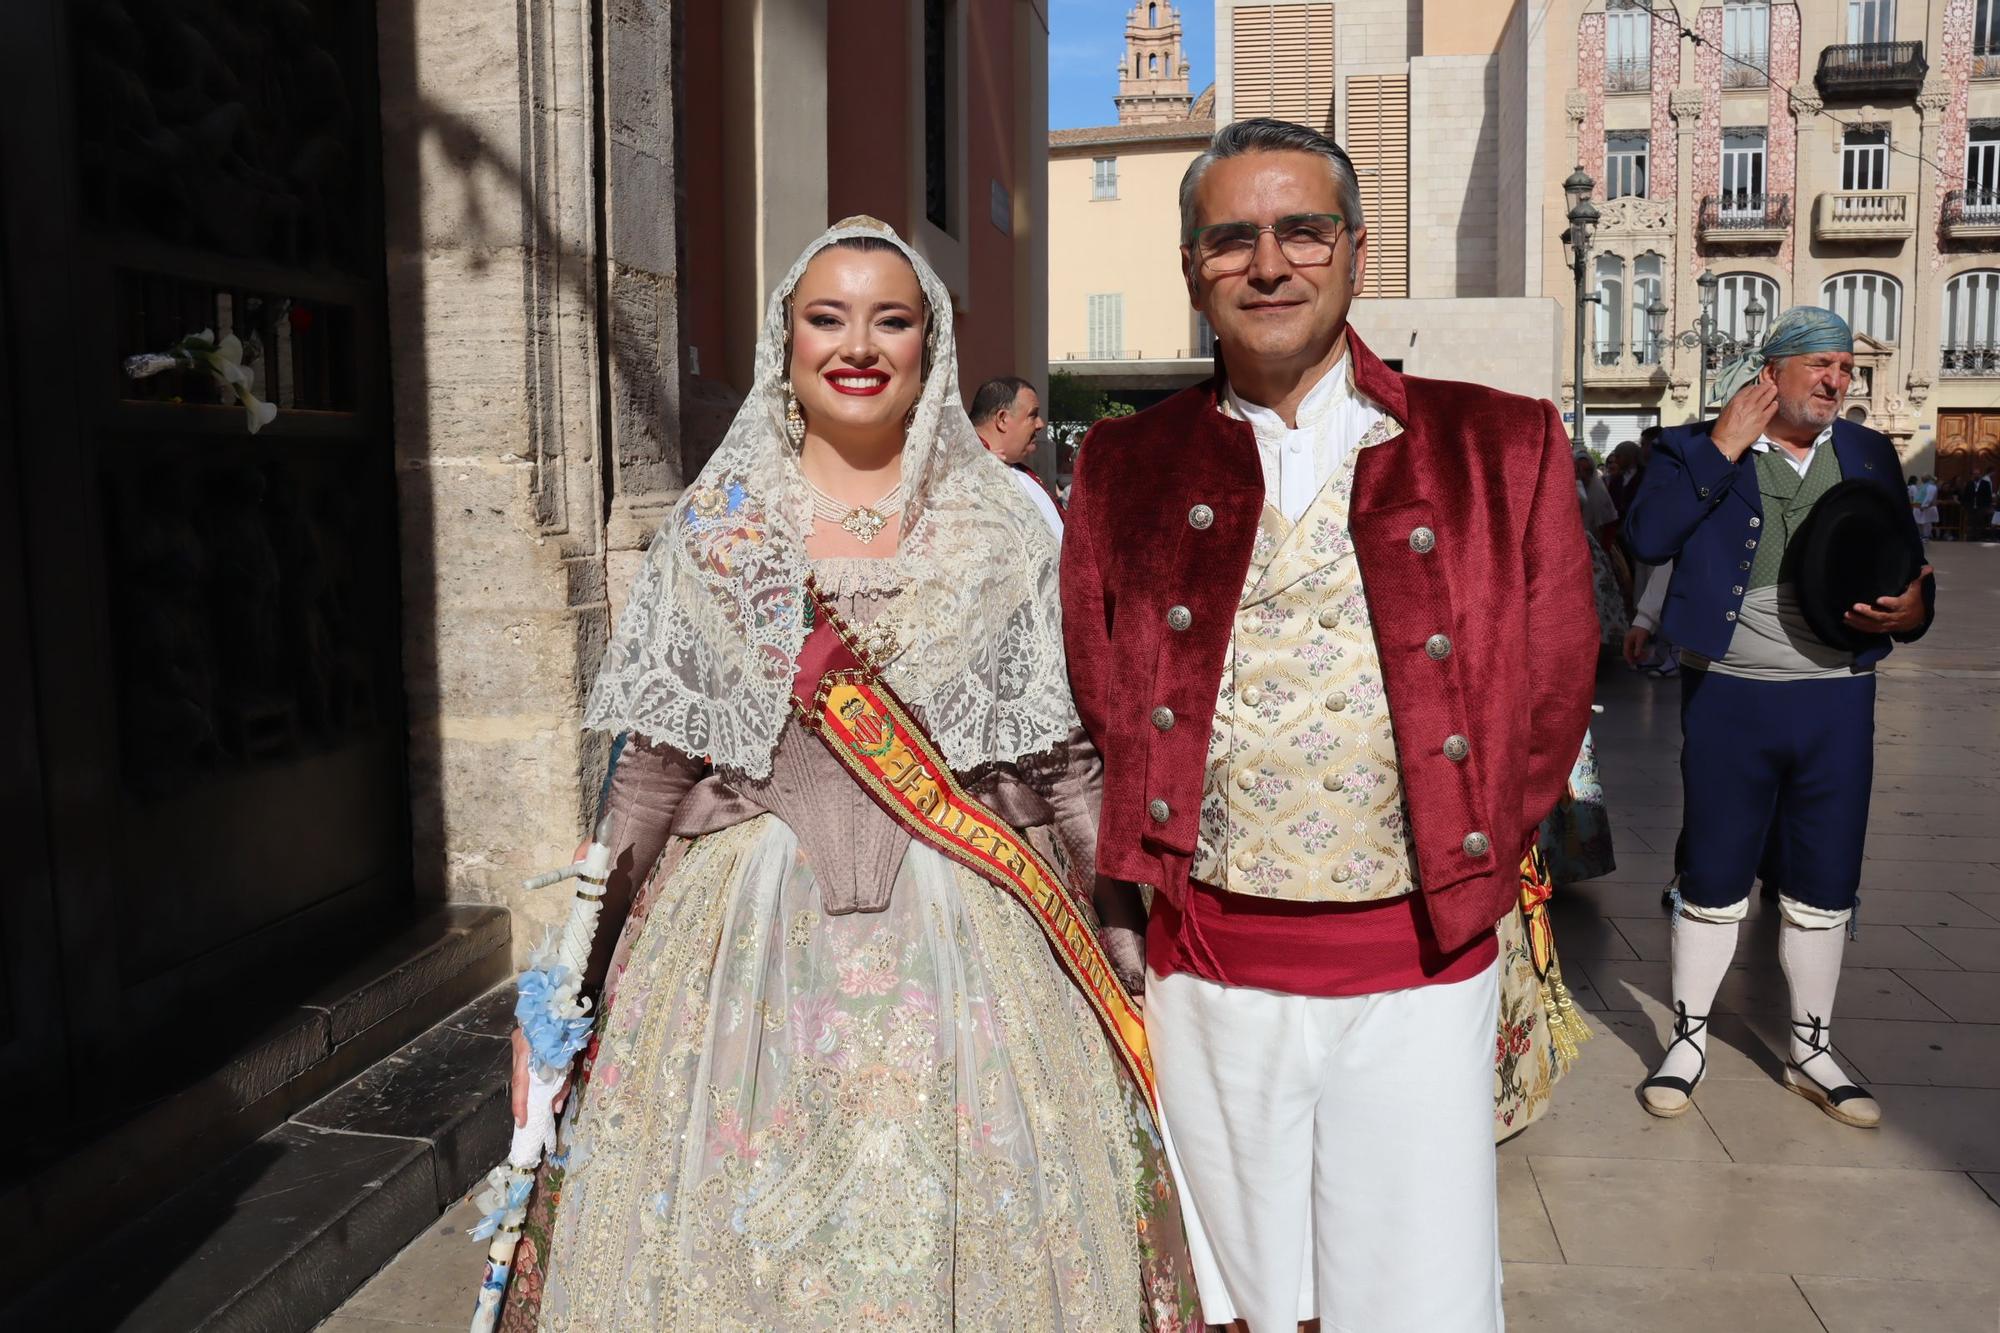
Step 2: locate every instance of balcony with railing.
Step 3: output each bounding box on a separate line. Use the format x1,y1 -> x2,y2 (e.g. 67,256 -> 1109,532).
1815,42 -> 1927,99
1977,47 -> 2000,79
1604,57 -> 1651,93
1699,193 -> 1791,245
1811,190 -> 1913,241
1942,189 -> 2000,242
1941,344 -> 2000,377
1586,340 -> 1666,382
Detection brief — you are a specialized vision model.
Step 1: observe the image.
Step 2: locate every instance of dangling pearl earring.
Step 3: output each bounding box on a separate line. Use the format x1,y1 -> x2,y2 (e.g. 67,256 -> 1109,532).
782,381 -> 806,449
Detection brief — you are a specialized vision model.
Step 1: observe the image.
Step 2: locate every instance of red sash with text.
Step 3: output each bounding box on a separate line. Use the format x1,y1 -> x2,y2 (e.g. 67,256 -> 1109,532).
791,584 -> 1155,1110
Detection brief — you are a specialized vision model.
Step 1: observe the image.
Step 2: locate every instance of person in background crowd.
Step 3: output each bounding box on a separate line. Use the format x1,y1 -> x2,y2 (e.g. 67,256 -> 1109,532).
1605,439 -> 1646,518
1624,306 -> 1934,1133
1622,555 -> 1677,678
1576,449 -> 1633,641
1973,467 -> 1996,539
1915,474 -> 1939,541
970,374 -> 1063,536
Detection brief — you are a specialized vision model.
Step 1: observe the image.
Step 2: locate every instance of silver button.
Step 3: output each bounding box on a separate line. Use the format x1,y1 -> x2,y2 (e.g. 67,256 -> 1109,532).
1725,610 -> 1738,621
1236,769 -> 1258,792
1698,486 -> 1711,499
1746,539 -> 1758,549
1749,517 -> 1761,528
1167,604 -> 1193,632
1332,865 -> 1353,883
1317,607 -> 1339,629
1443,734 -> 1470,762
1242,685 -> 1264,708
1235,849 -> 1257,872
1409,526 -> 1436,554
1325,691 -> 1349,711
1731,585 -> 1744,595
1151,705 -> 1175,731
1322,772 -> 1342,792
1425,633 -> 1453,661
1738,561 -> 1751,571
1188,504 -> 1214,530
1148,798 -> 1171,823
1462,831 -> 1490,857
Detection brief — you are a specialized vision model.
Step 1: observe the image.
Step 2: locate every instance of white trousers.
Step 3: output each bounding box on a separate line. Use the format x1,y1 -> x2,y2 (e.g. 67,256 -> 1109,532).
1146,959 -> 1504,1333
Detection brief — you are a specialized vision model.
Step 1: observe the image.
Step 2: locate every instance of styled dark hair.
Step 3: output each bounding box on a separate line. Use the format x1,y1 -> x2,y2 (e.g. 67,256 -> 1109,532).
968,375 -> 1035,427
1179,118 -> 1365,243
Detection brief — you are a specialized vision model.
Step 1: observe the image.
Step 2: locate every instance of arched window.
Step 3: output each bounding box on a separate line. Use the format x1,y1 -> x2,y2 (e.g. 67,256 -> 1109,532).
1593,254 -> 1626,364
1822,271 -> 1901,344
1633,253 -> 1665,364
1149,2 -> 1159,26
1135,55 -> 1143,77
1714,272 -> 1779,349
1942,270 -> 2000,374
1149,53 -> 1159,73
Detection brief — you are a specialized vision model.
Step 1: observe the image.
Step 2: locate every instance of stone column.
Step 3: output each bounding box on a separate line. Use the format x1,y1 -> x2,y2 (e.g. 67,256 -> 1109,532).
1906,76 -> 1952,428
1670,88 -> 1703,413
377,0 -> 684,957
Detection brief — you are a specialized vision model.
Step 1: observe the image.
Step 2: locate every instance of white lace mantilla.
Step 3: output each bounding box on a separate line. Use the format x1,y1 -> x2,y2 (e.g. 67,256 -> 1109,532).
582,220 -> 1076,778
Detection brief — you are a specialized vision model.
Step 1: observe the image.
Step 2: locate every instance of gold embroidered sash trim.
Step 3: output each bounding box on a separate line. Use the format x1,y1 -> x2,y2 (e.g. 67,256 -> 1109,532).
791,584 -> 1157,1110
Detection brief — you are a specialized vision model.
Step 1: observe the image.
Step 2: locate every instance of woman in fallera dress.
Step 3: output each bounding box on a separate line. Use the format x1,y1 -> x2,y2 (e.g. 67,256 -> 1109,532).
496,217 -> 1198,1331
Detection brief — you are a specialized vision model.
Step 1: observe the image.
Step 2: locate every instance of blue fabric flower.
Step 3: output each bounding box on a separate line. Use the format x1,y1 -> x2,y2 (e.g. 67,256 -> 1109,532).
516,966 -> 594,1074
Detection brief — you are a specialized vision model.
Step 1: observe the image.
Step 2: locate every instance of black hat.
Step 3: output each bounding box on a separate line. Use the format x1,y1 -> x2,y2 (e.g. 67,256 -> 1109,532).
1789,479 -> 1924,653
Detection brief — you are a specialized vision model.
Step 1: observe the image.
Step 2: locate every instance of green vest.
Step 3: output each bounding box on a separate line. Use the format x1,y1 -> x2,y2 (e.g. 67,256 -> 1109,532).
1748,440 -> 1842,591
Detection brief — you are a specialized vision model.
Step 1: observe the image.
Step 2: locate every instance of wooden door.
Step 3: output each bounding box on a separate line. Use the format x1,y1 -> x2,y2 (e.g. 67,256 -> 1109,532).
1936,410 -> 2000,484
0,0 -> 409,1148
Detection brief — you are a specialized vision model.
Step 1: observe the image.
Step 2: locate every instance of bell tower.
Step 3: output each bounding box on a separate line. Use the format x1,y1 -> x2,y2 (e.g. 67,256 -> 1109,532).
1115,1 -> 1193,125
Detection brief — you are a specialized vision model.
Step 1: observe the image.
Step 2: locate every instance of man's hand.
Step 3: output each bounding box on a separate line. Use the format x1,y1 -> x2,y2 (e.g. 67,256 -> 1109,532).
1710,380 -> 1779,463
1843,565 -> 1931,636
1622,625 -> 1653,668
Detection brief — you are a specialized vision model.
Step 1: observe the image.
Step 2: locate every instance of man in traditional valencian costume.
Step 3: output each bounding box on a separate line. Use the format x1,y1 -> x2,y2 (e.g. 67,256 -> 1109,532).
1062,118 -> 1598,1331
1625,308 -> 1934,1129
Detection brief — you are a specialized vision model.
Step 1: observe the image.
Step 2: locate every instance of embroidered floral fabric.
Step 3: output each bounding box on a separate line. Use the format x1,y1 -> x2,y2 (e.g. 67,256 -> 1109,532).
512,815 -> 1198,1331
581,221 -> 1076,780
1192,415 -> 1421,902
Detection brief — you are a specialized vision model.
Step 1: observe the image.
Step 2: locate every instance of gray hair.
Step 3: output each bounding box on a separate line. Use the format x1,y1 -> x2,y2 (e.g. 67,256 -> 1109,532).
1178,118 -> 1366,244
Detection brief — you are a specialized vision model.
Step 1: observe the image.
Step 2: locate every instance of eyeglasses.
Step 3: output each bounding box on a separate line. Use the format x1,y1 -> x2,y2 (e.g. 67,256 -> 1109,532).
1188,213 -> 1348,276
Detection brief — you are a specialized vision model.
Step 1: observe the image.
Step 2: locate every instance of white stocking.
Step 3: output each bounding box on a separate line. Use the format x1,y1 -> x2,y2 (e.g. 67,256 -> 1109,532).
1656,913 -> 1739,1085
1779,916 -> 1861,1090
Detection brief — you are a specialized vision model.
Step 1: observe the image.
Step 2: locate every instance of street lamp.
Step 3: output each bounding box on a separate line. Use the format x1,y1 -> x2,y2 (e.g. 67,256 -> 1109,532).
1562,166 -> 1599,455
1673,270 -> 1723,417
1744,295 -> 1768,345
1645,296 -> 1669,369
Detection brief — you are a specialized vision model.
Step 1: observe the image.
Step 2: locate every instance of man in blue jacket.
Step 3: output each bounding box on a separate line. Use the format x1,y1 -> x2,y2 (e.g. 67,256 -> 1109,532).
1624,307 -> 1933,1130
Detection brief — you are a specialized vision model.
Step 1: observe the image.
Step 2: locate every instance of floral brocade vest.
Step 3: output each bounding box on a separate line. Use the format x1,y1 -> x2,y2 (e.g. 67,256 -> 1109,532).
1191,415 -> 1421,903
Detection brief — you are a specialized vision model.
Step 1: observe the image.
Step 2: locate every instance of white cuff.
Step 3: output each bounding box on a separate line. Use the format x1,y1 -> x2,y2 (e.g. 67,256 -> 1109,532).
1677,896 -> 1749,924
1778,896 -> 1851,930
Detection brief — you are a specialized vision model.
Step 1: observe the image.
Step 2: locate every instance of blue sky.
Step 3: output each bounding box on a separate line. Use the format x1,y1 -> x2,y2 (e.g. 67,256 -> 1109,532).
1049,0 -> 1215,131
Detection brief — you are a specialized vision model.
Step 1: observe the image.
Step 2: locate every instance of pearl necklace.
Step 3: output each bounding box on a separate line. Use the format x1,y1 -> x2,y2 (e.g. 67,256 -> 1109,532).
807,477 -> 906,543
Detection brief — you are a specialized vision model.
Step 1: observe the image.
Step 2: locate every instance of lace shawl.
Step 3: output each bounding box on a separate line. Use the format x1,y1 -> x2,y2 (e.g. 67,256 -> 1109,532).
582,219 -> 1076,779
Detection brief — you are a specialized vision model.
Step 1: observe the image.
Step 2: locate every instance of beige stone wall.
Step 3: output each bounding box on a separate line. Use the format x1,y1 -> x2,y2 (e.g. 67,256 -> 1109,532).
1421,0 -> 1511,57
379,0 -> 678,960
1048,143 -> 1205,363
1408,55 -> 1502,298
1351,297 -> 1565,403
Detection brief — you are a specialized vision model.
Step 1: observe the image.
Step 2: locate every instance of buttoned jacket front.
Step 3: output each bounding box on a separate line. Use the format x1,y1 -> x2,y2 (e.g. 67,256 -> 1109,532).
1060,331 -> 1599,953
1623,418 -> 1935,663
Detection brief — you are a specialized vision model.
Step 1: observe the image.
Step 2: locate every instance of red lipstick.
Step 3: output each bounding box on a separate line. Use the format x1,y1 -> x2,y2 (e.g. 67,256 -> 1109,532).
825,369 -> 891,396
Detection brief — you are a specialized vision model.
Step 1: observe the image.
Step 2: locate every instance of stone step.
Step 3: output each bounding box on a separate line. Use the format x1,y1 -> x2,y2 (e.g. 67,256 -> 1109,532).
1,980 -> 515,1333
0,904 -> 510,1305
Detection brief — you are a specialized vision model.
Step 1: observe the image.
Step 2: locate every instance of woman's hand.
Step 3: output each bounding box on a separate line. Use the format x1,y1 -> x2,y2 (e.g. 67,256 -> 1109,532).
1622,625 -> 1653,668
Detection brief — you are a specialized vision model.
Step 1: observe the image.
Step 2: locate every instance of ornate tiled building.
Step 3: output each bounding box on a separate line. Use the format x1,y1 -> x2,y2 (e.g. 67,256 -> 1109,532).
1554,0 -> 2000,483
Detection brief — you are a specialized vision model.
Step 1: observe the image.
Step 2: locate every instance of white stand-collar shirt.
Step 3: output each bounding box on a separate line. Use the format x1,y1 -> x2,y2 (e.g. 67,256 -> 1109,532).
1222,352 -> 1386,524
1748,423 -> 1833,478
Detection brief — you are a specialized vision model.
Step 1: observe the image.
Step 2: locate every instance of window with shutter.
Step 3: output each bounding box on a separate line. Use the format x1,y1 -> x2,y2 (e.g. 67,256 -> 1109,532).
1230,3 -> 1336,131
1346,74 -> 1408,299
1088,294 -> 1124,359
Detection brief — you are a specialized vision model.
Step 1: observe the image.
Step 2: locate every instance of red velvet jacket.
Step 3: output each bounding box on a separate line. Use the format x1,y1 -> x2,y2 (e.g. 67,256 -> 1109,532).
1060,331 -> 1599,952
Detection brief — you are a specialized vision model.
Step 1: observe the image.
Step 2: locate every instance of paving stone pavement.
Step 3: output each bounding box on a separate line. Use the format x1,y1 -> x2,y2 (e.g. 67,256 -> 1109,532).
324,545 -> 2000,1332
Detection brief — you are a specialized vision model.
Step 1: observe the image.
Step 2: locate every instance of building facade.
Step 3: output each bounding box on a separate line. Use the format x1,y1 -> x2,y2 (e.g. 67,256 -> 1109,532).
1049,0 -> 1568,466
1553,0 -> 2000,479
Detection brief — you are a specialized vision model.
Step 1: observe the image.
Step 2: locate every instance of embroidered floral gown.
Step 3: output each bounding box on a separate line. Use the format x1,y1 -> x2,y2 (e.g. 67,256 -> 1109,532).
503,564 -> 1200,1332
